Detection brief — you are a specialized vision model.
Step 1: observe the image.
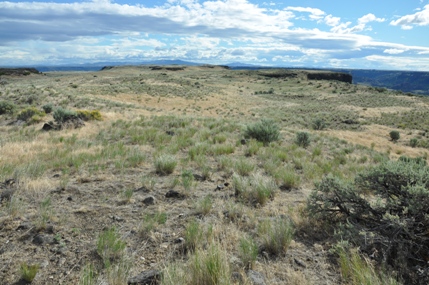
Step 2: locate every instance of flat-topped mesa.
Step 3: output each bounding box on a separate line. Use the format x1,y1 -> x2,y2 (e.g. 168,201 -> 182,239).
307,72 -> 352,84
0,68 -> 40,76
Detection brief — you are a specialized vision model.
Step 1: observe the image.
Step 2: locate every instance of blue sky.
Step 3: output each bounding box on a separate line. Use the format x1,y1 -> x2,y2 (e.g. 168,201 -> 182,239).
1,0 -> 429,70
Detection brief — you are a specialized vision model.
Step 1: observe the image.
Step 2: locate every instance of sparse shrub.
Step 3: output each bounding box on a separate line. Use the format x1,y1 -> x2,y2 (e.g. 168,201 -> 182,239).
181,169 -> 195,191
42,103 -> 54,114
233,174 -> 277,206
295,132 -> 310,148
239,236 -> 258,269
139,211 -> 167,238
245,119 -> 280,145
259,217 -> 294,256
308,159 -> 429,284
409,138 -> 419,148
312,118 -> 326,130
154,154 -> 177,175
0,100 -> 16,115
77,110 -> 103,121
97,227 -> 126,268
79,263 -> 96,285
17,107 -> 46,124
234,158 -> 255,176
188,245 -> 231,285
389,130 -> 400,142
334,242 -> 401,285
53,107 -> 78,124
20,262 -> 39,283
196,195 -> 213,215
184,219 -> 203,252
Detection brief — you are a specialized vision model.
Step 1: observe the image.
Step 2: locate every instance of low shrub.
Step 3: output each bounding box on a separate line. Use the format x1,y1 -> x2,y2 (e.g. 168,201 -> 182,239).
0,100 -> 16,115
77,110 -> 103,121
389,130 -> 400,142
409,138 -> 419,148
308,159 -> 429,284
42,103 -> 54,114
295,132 -> 310,148
17,107 -> 46,124
53,107 -> 78,124
245,119 -> 280,145
312,118 -> 326,130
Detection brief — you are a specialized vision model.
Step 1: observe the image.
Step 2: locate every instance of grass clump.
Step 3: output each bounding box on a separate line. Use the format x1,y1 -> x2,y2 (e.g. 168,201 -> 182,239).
258,217 -> 294,256
238,236 -> 259,269
234,158 -> 255,176
184,219 -> 204,252
154,154 -> 177,175
233,174 -> 277,206
139,211 -> 168,238
42,103 -> 54,114
20,262 -> 39,283
334,242 -> 401,285
97,227 -> 126,268
245,118 -> 280,145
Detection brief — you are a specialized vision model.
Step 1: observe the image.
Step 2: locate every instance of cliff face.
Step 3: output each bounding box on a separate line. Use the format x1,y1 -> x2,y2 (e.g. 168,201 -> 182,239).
0,68 -> 40,76
307,72 -> 352,84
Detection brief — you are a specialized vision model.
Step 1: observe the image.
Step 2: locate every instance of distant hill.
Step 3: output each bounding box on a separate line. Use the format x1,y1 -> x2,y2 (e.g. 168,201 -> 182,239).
3,60 -> 428,95
345,69 -> 429,95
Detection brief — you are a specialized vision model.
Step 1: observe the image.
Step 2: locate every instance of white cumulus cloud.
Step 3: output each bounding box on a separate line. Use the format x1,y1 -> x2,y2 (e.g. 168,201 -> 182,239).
390,4 -> 429,29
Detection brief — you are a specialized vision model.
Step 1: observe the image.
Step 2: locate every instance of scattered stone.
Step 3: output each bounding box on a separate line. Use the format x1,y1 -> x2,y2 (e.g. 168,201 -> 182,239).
173,237 -> 185,244
0,188 -> 15,202
231,272 -> 244,284
134,186 -> 150,193
53,174 -> 61,178
67,196 -> 73,201
294,257 -> 307,268
247,270 -> 266,285
33,234 -> 54,245
166,130 -> 175,136
193,174 -> 205,181
42,122 -> 57,131
165,190 -> 182,198
111,215 -> 124,222
143,196 -> 156,205
16,222 -> 32,231
215,184 -> 225,191
128,269 -> 161,285
241,139 -> 247,145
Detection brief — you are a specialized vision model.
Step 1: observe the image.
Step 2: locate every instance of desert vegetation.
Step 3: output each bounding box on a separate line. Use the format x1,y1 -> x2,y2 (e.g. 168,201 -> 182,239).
0,65 -> 429,284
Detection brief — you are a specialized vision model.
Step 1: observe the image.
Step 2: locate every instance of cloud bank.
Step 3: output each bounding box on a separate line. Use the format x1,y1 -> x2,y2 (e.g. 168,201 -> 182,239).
0,0 -> 428,70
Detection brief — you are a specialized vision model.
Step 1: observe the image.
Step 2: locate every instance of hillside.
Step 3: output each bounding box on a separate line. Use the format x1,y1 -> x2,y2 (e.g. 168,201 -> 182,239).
1,65 -> 429,285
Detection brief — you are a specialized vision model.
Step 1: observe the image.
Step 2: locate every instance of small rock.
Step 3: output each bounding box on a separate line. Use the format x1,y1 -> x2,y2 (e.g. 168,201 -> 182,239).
128,269 -> 161,285
166,130 -> 175,136
111,215 -> 124,222
165,190 -> 182,198
294,257 -> 307,268
231,272 -> 244,284
173,237 -> 185,244
67,196 -> 73,201
0,188 -> 15,202
215,184 -> 225,191
247,270 -> 266,285
143,196 -> 156,205
33,234 -> 54,245
241,139 -> 247,145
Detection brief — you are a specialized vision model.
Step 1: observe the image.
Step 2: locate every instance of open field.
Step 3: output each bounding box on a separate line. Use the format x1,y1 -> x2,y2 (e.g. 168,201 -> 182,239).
1,65 -> 429,284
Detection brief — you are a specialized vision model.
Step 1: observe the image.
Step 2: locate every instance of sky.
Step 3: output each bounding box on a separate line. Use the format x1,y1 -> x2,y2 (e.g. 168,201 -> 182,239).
1,0 -> 429,70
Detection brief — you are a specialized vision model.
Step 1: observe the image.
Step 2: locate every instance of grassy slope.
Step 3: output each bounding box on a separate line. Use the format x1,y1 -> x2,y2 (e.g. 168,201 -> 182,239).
0,65 -> 428,284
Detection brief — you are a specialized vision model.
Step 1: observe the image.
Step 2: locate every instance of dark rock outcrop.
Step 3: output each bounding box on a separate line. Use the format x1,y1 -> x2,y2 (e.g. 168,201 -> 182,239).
307,72 -> 352,83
